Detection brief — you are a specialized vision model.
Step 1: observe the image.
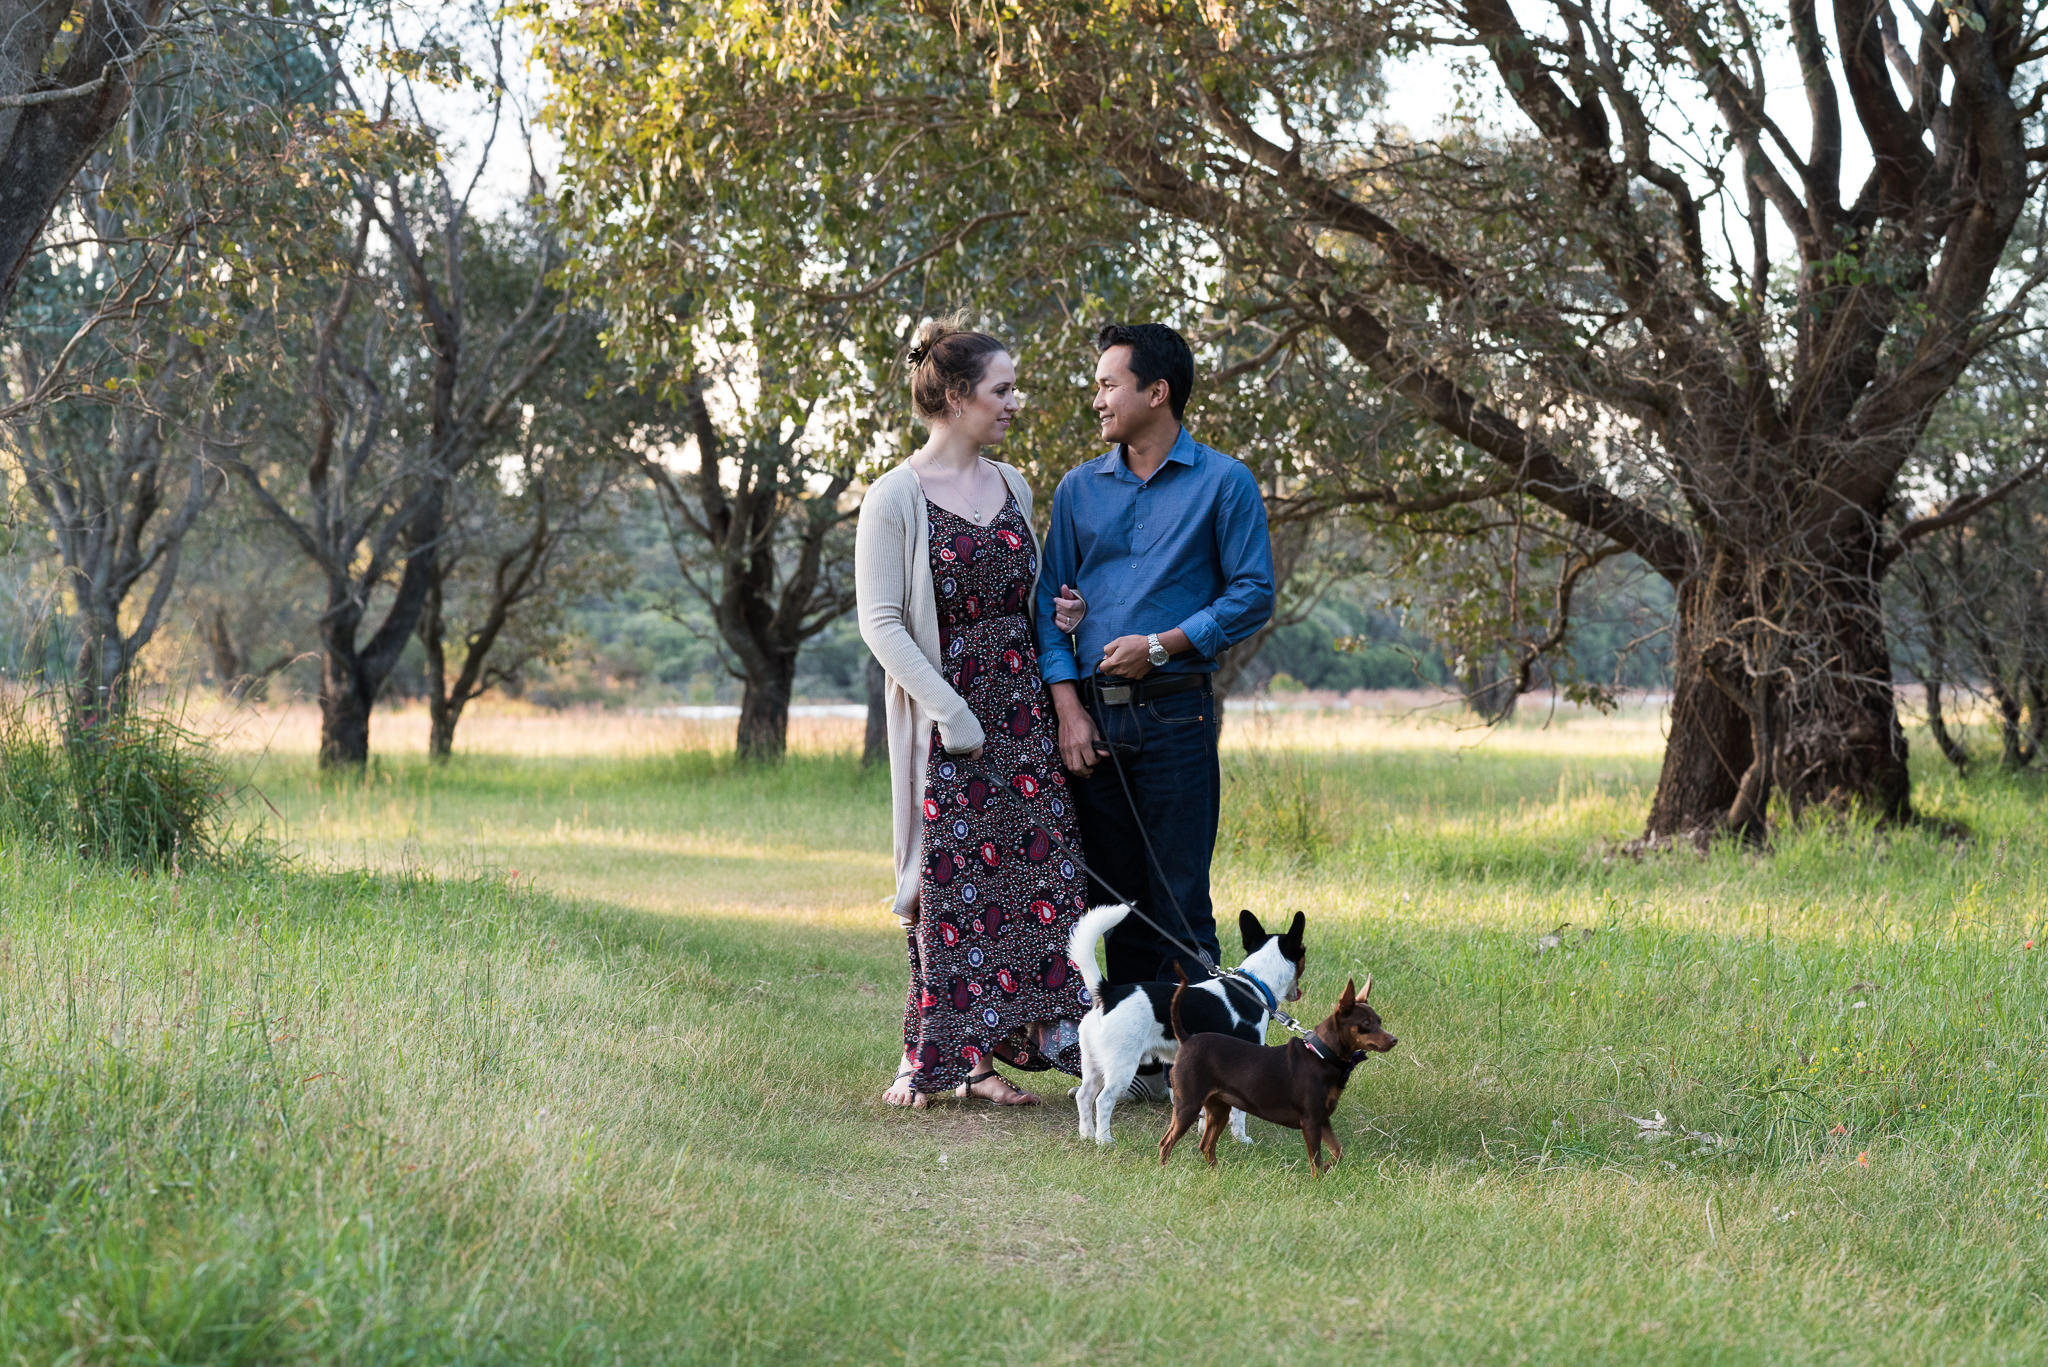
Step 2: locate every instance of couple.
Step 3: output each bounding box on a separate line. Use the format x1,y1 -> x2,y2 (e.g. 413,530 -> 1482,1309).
855,318 -> 1276,1108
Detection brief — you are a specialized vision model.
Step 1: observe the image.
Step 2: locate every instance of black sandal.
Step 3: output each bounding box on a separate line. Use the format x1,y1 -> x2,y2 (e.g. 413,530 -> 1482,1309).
884,1068 -> 923,1108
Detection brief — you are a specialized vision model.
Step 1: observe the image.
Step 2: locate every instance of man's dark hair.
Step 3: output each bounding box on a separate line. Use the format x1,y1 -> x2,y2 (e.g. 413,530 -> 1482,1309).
1096,322 -> 1194,421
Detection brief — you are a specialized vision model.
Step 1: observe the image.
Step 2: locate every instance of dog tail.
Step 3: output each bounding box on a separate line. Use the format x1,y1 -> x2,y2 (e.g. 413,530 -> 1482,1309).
1067,903 -> 1128,1008
1170,964 -> 1191,1042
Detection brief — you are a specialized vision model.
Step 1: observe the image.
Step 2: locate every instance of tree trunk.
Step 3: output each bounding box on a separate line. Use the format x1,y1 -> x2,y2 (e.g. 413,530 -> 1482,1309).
736,652 -> 797,762
1643,552 -> 1911,844
1770,573 -> 1911,824
68,608 -> 128,728
421,578 -> 456,762
427,701 -> 460,760
318,607 -> 374,768
1212,618 -> 1278,703
203,607 -> 248,699
1923,676 -> 1970,775
1912,568 -> 1969,774
319,671 -> 373,768
1641,590 -> 1752,845
1459,654 -> 1518,724
862,652 -> 887,768
1987,678 -> 2033,771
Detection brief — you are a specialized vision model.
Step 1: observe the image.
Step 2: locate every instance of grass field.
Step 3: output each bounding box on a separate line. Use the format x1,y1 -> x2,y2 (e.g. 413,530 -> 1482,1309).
4,700 -> 2048,1363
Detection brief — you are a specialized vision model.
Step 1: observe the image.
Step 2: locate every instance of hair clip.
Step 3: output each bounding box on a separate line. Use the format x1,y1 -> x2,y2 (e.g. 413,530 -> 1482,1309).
905,344 -> 931,369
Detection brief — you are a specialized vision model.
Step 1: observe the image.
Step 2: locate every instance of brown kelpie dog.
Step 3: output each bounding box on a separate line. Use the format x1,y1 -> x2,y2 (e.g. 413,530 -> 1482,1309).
1158,971 -> 1397,1175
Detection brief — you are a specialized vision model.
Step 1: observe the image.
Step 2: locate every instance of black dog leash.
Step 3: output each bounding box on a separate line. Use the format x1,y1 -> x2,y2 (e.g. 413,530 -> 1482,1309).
1046,810 -> 1321,1044
1075,680 -> 1324,1043
1082,683 -> 1210,962
950,748 -> 1310,1036
941,663 -> 1320,1040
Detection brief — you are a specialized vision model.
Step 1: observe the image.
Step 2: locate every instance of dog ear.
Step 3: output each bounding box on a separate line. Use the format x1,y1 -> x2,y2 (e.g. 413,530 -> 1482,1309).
1359,973 -> 1373,1003
1339,978 -> 1357,1010
1282,910 -> 1305,951
1238,908 -> 1267,951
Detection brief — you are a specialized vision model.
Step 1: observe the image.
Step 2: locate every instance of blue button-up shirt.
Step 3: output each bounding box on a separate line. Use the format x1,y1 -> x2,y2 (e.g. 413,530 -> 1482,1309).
1035,428 -> 1276,683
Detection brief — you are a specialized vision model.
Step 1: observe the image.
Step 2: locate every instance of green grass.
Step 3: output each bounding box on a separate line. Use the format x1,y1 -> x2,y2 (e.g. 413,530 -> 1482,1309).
5,715 -> 2048,1362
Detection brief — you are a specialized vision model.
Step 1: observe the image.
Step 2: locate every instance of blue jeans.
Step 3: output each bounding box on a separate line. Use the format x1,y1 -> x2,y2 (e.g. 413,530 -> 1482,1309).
1068,682 -> 1222,985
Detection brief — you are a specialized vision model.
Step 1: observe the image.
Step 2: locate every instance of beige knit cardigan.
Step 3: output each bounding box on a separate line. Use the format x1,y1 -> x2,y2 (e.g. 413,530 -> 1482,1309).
856,459 -> 1040,924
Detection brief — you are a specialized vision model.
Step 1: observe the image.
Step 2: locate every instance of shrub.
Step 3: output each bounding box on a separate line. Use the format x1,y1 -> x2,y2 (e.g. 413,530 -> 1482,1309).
0,692 -> 234,868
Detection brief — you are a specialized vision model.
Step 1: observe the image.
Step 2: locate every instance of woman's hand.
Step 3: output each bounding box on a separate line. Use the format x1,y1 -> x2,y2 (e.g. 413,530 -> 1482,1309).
1052,582 -> 1087,634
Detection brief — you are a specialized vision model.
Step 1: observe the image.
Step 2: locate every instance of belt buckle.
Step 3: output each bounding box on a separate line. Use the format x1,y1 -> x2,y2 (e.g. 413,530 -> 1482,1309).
1097,681 -> 1134,706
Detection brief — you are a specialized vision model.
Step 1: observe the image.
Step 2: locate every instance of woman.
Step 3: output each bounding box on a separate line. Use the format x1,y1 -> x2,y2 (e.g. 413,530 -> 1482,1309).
856,319 -> 1091,1108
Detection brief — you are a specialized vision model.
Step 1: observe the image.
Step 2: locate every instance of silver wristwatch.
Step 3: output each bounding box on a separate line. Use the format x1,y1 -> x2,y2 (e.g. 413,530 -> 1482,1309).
1146,632 -> 1169,667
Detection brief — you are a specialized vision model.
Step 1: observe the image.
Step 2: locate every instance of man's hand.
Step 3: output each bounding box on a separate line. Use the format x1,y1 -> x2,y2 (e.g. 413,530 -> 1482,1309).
1049,681 -> 1102,777
1099,633 -> 1156,679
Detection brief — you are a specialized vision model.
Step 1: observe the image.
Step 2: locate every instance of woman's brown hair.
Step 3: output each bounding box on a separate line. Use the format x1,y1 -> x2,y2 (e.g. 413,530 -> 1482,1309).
907,317 -> 1007,420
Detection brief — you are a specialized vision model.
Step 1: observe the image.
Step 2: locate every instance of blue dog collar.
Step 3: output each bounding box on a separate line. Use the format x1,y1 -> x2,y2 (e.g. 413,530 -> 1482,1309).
1227,968 -> 1278,1014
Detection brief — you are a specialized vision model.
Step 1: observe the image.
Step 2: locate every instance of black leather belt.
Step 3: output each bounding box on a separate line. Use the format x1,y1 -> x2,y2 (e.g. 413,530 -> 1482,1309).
1079,672 -> 1212,707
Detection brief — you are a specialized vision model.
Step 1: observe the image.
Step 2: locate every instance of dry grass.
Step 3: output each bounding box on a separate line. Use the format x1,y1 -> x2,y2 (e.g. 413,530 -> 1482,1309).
192,697 -> 867,758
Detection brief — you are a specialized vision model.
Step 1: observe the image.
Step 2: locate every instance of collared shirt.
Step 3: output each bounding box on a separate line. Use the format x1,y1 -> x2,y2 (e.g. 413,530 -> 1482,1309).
1035,427 -> 1276,683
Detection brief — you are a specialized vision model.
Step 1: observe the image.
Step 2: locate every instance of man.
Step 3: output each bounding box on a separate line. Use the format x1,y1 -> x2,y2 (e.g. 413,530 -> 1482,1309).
1037,322 -> 1276,1003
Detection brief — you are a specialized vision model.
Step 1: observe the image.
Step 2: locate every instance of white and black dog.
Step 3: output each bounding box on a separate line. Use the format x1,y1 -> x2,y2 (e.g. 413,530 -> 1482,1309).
1069,905 -> 1306,1145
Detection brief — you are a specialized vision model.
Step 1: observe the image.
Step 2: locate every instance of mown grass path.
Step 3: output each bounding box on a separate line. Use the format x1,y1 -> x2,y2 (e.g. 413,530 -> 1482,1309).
4,711 -> 2046,1363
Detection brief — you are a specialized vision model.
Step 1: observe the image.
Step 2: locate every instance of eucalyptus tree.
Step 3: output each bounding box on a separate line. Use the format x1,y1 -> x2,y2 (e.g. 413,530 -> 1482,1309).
0,5 -> 332,718
537,31 -> 1432,752
224,20 -> 569,767
1891,334 -> 2048,774
417,311 -> 631,760
631,370 -> 860,763
2,349 -> 218,718
1897,486 -> 2048,772
538,0 -> 2048,843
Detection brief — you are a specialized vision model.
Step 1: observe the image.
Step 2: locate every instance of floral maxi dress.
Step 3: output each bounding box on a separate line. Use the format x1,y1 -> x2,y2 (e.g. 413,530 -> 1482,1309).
903,493 -> 1090,1094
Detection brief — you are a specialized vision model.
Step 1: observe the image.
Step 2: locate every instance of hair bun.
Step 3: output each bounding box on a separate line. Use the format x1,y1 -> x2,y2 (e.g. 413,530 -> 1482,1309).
905,316 -> 1007,421
907,317 -> 958,371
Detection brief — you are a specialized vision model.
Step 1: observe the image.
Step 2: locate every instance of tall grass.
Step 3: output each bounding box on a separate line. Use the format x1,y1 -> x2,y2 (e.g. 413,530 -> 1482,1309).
0,690 -> 238,867
4,718 -> 2048,1361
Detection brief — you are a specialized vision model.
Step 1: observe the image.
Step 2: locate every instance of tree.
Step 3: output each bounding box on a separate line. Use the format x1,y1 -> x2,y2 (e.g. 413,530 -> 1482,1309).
538,0 -> 2048,843
417,351 -> 628,759
3,354 -> 218,718
1891,333 -> 2048,773
1,4 -> 331,717
636,376 -> 857,762
224,23 -> 569,766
